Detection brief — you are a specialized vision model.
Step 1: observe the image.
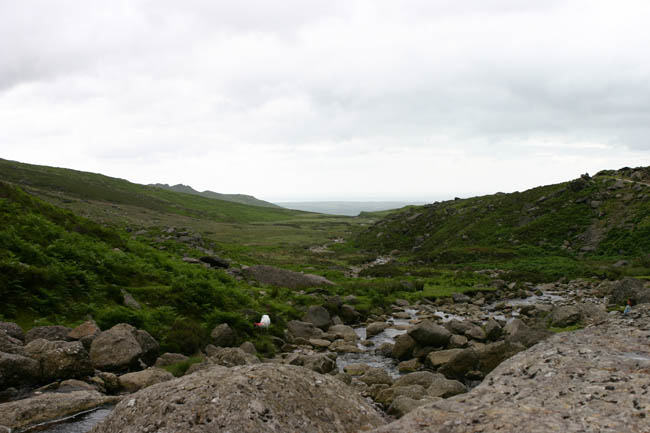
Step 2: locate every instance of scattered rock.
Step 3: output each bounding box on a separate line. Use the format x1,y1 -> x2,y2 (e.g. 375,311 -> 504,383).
286,320 -> 323,342
243,265 -> 335,289
327,324 -> 358,341
209,347 -> 260,367
366,322 -> 390,338
359,367 -> 393,386
408,321 -> 451,347
0,351 -> 40,388
24,339 -> 93,382
154,352 -> 189,368
392,333 -> 417,360
302,306 -> 331,330
25,325 -> 72,344
89,323 -> 159,372
549,305 -> 581,327
67,320 -> 101,350
426,375 -> 467,398
119,368 -> 174,393
609,277 -> 649,305
210,323 -> 236,347
0,322 -> 24,341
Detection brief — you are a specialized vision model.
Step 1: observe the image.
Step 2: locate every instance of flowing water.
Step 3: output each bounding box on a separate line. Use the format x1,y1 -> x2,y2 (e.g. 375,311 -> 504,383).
24,407 -> 113,433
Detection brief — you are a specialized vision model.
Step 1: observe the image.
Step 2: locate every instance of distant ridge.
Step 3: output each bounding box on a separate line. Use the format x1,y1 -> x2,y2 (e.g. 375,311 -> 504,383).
151,183 -> 281,208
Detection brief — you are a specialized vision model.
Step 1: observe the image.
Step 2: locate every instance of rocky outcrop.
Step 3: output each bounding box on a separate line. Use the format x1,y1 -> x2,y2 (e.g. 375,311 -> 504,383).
370,305 -> 650,433
609,277 -> 649,305
0,351 -> 40,388
0,390 -> 120,432
243,265 -> 335,289
89,324 -> 159,372
24,325 -> 72,343
90,364 -> 385,433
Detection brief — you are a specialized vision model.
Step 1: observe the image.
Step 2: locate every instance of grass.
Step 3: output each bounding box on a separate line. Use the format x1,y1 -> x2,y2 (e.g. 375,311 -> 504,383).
549,324 -> 583,333
162,356 -> 204,377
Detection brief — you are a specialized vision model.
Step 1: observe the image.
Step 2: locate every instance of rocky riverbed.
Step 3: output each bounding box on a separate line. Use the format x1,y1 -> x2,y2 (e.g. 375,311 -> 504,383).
1,277 -> 647,432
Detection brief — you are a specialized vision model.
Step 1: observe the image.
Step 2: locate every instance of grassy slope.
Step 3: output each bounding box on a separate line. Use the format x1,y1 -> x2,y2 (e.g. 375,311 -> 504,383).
355,167 -> 650,281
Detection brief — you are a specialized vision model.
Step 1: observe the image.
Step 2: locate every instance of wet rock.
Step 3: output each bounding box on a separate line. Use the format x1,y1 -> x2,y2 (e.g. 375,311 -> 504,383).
91,364 -> 385,433
375,385 -> 426,406
119,367 -> 174,393
286,320 -> 324,342
483,319 -> 502,341
25,325 -> 72,343
302,306 -> 331,330
359,367 -> 393,386
397,358 -> 422,373
0,390 -> 120,432
392,333 -> 417,360
90,323 -> 159,372
0,351 -> 40,388
366,322 -> 390,337
24,339 -> 93,382
329,339 -> 361,353
243,265 -> 335,289
408,321 -> 451,347
154,352 -> 189,368
377,342 -> 394,357
210,347 -> 260,367
549,305 -> 581,327
344,363 -> 370,376
327,324 -> 358,341
393,371 -> 442,389
0,322 -> 24,341
210,323 -> 236,347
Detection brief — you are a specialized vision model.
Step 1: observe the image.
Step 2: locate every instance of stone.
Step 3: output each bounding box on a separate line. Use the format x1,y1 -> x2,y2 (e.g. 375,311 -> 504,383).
301,354 -> 336,374
58,378 -> 98,393
448,334 -> 468,348
398,358 -> 422,373
210,347 -> 260,367
426,349 -> 465,369
96,372 -> 120,394
302,305 -> 331,330
0,330 -> 24,355
210,323 -> 236,347
329,339 -> 361,353
503,319 -> 551,348
452,293 -> 471,303
240,341 -> 257,354
0,322 -> 24,341
23,339 -> 93,382
24,325 -> 72,343
359,367 -> 393,386
344,363 -> 370,375
549,305 -> 582,327
0,391 -> 120,432
154,352 -> 189,368
327,324 -> 358,341
375,385 -> 426,406
199,255 -> 229,268
387,395 -> 436,418
408,321 -> 451,347
67,320 -> 101,350
393,371 -> 443,389
243,265 -> 335,289
91,364 -> 385,433
438,348 -> 479,381
366,322 -> 390,337
286,320 -> 323,342
119,367 -> 174,393
122,291 -> 141,310
392,333 -> 417,360
426,375 -> 467,398
475,341 -> 525,375
0,351 -> 40,388
464,325 -> 486,341
609,277 -> 649,305
308,338 -> 331,349
89,323 -> 159,372
340,304 -> 361,324
484,319 -> 502,341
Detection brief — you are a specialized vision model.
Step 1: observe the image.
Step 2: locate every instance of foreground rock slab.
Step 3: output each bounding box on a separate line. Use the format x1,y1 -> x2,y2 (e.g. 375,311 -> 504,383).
91,363 -> 385,433
370,305 -> 650,433
0,390 -> 121,432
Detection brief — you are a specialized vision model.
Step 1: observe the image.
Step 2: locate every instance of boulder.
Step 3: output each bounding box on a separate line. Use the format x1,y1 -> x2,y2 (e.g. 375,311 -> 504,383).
210,323 -> 236,347
243,265 -> 335,289
426,349 -> 465,369
426,375 -> 467,398
0,322 -> 24,341
484,319 -> 502,341
0,330 -> 24,355
343,363 -> 370,375
286,320 -> 323,342
503,319 -> 551,348
387,395 -> 437,418
428,348 -> 479,381
240,341 -> 257,354
199,255 -> 229,269
408,321 -> 451,347
119,368 -> 174,393
475,341 -> 525,375
327,324 -> 358,341
0,351 -> 40,388
549,305 -> 581,327
0,390 -> 120,432
397,358 -> 422,373
393,371 -> 442,389
392,333 -> 417,360
366,322 -> 390,338
448,334 -> 469,348
464,325 -> 487,341
67,320 -> 101,350
359,367 -> 393,386
609,277 -> 649,305
24,339 -> 93,382
24,325 -> 72,343
301,354 -> 336,374
375,385 -> 426,406
96,372 -> 120,394
154,352 -> 189,368
210,347 -> 260,367
89,323 -> 159,372
91,364 -> 385,433
339,304 -> 361,324
329,339 -> 361,353
302,306 -> 331,330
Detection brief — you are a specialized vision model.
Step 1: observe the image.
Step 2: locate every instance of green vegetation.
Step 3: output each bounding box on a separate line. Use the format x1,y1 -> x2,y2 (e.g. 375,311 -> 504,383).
549,324 -> 583,333
162,356 -> 204,377
150,183 -> 281,208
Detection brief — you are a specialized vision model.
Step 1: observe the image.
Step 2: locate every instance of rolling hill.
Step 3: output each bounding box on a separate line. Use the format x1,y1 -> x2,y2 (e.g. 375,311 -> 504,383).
150,183 -> 280,208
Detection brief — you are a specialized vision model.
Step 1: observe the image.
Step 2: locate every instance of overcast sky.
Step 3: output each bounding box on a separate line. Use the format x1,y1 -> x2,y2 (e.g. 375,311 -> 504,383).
1,0 -> 649,201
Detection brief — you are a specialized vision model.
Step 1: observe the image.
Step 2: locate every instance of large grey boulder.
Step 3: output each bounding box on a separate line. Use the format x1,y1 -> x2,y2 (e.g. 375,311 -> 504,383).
90,364 -> 385,433
210,323 -> 236,347
119,368 -> 174,393
503,319 -> 550,348
549,305 -> 581,327
154,352 -> 189,368
375,385 -> 427,406
366,322 -> 390,337
243,265 -> 335,289
609,277 -> 649,305
303,305 -> 331,330
393,371 -> 443,389
67,320 -> 101,350
0,330 -> 24,355
392,333 -> 417,361
327,324 -> 358,341
0,390 -> 120,432
426,375 -> 467,398
475,341 -> 525,375
25,325 -> 72,343
0,322 -> 24,341
24,339 -> 93,382
209,347 -> 260,367
0,351 -> 40,388
408,321 -> 451,347
89,323 -> 159,372
286,320 -> 324,342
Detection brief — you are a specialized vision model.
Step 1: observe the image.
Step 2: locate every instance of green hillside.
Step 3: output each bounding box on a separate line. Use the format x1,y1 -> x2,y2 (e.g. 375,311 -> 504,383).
150,183 -> 281,209
0,159 -> 300,224
354,167 -> 650,280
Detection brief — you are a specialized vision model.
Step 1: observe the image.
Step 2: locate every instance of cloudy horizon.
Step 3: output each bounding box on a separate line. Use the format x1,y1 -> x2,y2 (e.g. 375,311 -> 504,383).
1,0 -> 649,202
